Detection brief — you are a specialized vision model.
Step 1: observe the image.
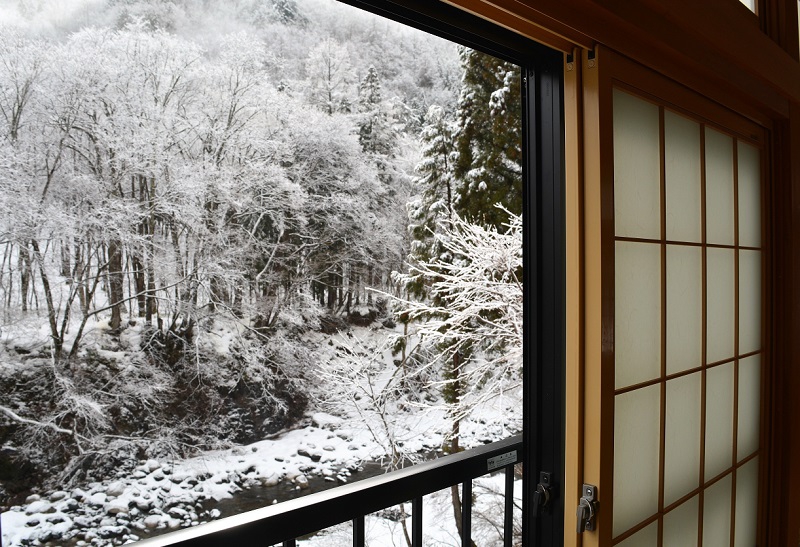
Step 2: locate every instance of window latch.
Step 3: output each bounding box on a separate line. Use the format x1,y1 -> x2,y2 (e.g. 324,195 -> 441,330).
576,484 -> 597,533
532,471 -> 552,515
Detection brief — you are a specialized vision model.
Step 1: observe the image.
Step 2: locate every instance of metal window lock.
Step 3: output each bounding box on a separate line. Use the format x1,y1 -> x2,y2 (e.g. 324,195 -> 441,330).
533,471 -> 552,515
576,484 -> 598,533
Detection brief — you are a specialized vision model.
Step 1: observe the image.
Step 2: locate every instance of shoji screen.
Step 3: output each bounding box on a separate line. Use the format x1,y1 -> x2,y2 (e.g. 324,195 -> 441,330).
611,89 -> 762,545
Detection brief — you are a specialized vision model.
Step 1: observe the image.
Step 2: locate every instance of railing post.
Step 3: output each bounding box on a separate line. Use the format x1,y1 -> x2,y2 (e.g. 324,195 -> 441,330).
504,464 -> 515,547
353,515 -> 365,547
412,496 -> 423,547
461,480 -> 472,547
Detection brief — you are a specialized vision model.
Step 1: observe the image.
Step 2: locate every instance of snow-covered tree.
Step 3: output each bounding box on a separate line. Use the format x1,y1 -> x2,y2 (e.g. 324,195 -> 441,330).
390,209 -> 522,546
394,211 -> 523,390
357,66 -> 394,157
407,105 -> 457,291
0,3 -> 478,536
253,0 -> 308,26
305,38 -> 355,115
453,47 -> 522,229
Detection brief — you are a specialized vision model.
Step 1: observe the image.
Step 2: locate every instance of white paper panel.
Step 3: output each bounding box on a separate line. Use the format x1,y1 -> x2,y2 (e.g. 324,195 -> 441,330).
613,90 -> 661,239
615,241 -> 661,388
703,474 -> 733,547
739,250 -> 761,355
665,372 -> 701,506
667,245 -> 702,374
707,248 -> 735,364
705,363 -> 735,480
705,128 -> 735,246
737,142 -> 761,248
614,385 -> 661,537
737,355 -> 761,460
665,111 -> 702,243
616,522 -> 658,547
734,458 -> 759,547
739,0 -> 756,11
664,496 -> 699,547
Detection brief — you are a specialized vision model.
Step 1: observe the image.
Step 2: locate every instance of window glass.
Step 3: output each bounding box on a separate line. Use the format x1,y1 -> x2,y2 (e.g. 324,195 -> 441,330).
0,1 -> 523,545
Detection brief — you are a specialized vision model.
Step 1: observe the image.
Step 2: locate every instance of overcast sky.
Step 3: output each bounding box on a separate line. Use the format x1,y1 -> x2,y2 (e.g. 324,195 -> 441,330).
0,0 -> 108,32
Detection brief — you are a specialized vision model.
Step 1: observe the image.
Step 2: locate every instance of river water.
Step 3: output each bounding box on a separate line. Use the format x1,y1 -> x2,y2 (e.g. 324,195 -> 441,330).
212,459 -> 388,518
130,459 -> 392,545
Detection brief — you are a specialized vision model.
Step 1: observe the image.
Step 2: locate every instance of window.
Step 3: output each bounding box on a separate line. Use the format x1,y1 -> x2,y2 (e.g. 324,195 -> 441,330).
611,88 -> 763,545
0,1 -> 565,545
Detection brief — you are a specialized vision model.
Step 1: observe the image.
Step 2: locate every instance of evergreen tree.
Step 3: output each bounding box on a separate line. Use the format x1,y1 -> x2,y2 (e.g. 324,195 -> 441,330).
453,47 -> 521,229
357,66 -> 394,157
270,0 -> 307,25
252,0 -> 308,26
406,105 -> 456,297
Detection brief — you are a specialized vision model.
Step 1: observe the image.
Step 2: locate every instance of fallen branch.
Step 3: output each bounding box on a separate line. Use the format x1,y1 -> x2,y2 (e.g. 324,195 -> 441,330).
0,404 -> 73,435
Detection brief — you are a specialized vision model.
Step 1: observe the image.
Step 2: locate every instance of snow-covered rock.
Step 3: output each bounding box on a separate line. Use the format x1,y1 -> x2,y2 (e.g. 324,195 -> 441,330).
106,500 -> 128,515
143,515 -> 162,529
87,492 -> 107,507
106,481 -> 126,497
294,475 -> 309,489
49,491 -> 68,502
312,412 -> 343,429
24,501 -> 52,515
262,474 -> 280,487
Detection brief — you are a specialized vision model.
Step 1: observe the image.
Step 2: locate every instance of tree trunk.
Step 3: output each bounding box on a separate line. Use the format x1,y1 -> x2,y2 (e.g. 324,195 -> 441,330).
337,265 -> 344,308
145,264 -> 156,325
75,243 -> 87,315
447,351 -> 477,547
18,249 -> 30,312
367,265 -> 374,304
131,253 -> 146,317
326,270 -> 336,309
1,243 -> 11,314
107,239 -> 124,330
60,241 -> 71,277
132,176 -> 148,317
29,239 -> 62,359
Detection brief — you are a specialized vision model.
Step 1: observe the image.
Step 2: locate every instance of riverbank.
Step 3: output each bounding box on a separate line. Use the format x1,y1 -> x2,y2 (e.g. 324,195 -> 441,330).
1,412 -> 388,545
1,403 -> 520,546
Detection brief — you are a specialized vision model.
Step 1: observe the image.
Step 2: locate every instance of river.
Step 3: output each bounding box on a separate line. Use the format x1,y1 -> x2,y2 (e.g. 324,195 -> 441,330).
212,459 -> 388,518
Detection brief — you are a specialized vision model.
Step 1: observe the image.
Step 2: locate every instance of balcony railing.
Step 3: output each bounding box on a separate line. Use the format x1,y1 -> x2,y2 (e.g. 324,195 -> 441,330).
133,435 -> 522,547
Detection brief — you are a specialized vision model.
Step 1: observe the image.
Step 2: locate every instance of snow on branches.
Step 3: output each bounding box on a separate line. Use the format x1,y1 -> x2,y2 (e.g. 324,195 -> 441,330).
389,207 -> 522,426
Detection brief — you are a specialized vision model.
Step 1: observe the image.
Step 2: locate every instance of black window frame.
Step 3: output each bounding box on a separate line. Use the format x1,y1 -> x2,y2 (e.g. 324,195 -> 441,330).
78,2 -> 567,545
338,1 -> 567,543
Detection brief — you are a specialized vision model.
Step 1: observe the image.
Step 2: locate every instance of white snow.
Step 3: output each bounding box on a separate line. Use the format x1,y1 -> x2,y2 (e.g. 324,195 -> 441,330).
1,354 -> 521,546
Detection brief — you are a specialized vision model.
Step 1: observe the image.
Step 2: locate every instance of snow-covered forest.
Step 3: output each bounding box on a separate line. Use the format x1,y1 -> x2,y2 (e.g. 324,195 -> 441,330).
0,0 -> 523,544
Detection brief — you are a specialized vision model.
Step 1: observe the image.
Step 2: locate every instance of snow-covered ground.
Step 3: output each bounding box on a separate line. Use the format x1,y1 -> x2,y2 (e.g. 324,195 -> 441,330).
1,408 -> 520,546
1,321 -> 522,547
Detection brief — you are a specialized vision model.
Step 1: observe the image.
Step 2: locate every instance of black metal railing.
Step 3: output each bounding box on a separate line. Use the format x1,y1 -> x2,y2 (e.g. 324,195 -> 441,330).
133,435 -> 522,547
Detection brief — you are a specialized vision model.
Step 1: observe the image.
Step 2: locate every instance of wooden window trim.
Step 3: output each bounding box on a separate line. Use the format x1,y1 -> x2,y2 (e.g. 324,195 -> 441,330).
764,103 -> 800,546
761,0 -> 800,60
444,0 -> 800,114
